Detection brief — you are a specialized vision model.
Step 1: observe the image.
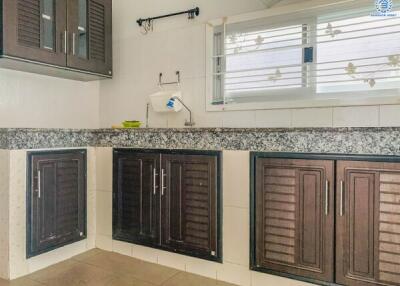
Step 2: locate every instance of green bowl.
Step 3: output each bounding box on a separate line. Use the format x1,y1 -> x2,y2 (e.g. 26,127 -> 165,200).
122,121 -> 142,128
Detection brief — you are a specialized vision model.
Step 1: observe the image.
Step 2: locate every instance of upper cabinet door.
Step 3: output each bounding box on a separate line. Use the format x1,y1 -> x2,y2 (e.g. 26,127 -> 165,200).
336,161 -> 400,286
254,158 -> 335,283
3,0 -> 67,66
113,151 -> 161,246
67,0 -> 112,76
27,151 -> 86,258
161,154 -> 219,260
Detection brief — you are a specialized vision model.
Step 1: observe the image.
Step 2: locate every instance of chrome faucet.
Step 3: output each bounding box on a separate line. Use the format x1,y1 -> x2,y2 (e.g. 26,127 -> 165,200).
170,96 -> 195,127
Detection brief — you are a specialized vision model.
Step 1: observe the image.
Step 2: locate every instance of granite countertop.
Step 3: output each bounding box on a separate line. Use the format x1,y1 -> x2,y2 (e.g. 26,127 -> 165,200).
1,127 -> 400,155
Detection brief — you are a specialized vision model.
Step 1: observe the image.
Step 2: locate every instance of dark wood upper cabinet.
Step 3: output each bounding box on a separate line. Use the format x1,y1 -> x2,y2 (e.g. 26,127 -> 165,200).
3,0 -> 67,66
27,150 -> 86,258
336,161 -> 400,286
254,158 -> 334,283
113,149 -> 221,262
161,154 -> 218,259
67,0 -> 112,75
113,151 -> 160,246
0,0 -> 112,80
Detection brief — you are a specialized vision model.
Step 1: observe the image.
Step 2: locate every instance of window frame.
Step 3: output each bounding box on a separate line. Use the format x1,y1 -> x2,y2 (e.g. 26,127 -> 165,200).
205,0 -> 400,112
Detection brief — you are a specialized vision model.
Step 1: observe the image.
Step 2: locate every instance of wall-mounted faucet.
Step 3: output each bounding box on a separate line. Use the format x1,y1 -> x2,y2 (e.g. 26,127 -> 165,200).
168,96 -> 195,127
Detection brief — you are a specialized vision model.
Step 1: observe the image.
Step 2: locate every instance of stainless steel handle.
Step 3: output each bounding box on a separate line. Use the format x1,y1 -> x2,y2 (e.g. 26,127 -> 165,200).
153,168 -> 158,195
72,32 -> 76,56
37,170 -> 41,199
340,180 -> 344,216
325,180 -> 329,216
64,30 -> 68,54
161,169 -> 166,196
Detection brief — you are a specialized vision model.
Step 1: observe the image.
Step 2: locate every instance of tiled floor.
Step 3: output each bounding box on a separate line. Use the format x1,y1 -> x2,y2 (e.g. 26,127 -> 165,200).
0,249 -> 237,286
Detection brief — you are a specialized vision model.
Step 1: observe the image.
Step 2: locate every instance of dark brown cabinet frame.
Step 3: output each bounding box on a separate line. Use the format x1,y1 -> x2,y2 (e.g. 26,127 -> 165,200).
0,0 -> 112,79
250,152 -> 400,286
112,149 -> 223,263
26,149 -> 87,258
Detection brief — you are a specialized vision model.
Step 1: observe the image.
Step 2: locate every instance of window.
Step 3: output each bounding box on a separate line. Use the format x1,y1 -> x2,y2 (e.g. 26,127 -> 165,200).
208,3 -> 400,110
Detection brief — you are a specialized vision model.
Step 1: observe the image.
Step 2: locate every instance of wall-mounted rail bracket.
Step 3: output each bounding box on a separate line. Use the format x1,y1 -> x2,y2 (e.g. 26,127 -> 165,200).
137,7 -> 200,27
159,71 -> 180,86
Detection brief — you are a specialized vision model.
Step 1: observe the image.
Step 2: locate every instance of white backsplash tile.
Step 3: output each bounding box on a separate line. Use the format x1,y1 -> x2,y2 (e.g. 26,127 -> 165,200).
380,105 -> 400,127
333,106 -> 379,127
222,111 -> 256,128
292,108 -> 333,127
255,109 -> 292,128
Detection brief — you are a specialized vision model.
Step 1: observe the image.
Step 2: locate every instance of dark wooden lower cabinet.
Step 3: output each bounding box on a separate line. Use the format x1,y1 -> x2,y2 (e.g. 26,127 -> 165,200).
336,161 -> 400,286
113,152 -> 160,245
254,158 -> 335,283
161,154 -> 218,258
252,154 -> 400,286
27,150 -> 86,258
113,149 -> 221,262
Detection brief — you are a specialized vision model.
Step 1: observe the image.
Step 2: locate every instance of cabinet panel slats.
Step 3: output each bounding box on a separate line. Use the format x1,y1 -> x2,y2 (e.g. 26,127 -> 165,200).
379,172 -> 400,286
89,0 -> 106,62
17,0 -> 40,48
255,158 -> 334,283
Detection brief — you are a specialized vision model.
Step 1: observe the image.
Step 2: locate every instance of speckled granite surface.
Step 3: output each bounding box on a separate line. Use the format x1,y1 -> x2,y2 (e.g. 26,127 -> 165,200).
1,128 -> 400,155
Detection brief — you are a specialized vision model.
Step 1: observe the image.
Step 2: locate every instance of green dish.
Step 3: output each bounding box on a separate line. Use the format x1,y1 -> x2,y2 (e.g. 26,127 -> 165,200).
122,121 -> 142,128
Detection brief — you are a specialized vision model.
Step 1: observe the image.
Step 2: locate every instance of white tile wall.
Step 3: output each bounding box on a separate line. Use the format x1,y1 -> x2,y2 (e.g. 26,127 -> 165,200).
223,151 -> 250,209
0,69 -> 99,128
292,108 -> 333,127
0,150 -> 10,280
255,110 -> 292,128
223,207 -> 249,266
380,105 -> 400,127
98,0 -> 400,129
333,106 -> 380,127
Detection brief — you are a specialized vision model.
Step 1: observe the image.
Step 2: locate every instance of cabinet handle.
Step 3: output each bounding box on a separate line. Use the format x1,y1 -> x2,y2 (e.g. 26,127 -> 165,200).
37,170 -> 41,199
325,180 -> 329,216
161,169 -> 166,196
340,180 -> 344,216
72,33 -> 76,56
153,168 -> 158,195
64,30 -> 68,54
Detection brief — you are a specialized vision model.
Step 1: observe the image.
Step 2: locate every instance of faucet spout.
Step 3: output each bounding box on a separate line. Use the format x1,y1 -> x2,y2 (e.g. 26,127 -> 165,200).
171,96 -> 195,127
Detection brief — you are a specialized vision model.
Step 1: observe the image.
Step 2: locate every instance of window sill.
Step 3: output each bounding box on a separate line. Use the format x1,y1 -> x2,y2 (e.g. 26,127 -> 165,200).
206,94 -> 400,112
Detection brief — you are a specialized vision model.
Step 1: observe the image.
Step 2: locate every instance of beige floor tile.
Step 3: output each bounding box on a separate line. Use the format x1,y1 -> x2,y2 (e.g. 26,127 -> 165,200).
71,248 -> 103,262
5,250 -> 240,286
162,272 -> 237,286
0,277 -> 44,286
103,274 -> 155,286
35,263 -> 114,286
27,260 -> 77,284
81,251 -> 179,285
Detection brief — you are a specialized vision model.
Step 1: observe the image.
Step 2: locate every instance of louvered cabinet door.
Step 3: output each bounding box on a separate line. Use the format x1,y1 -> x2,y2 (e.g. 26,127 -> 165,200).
3,0 -> 67,66
27,151 -> 86,258
67,0 -> 112,75
254,158 -> 335,283
161,154 -> 219,260
336,161 -> 400,286
113,151 -> 160,246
